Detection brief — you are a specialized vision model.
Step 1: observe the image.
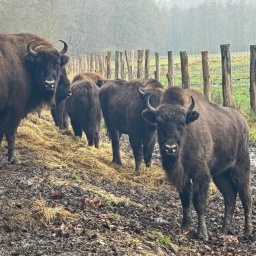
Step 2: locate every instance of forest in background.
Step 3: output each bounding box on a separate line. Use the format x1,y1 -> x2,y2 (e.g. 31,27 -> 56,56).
0,0 -> 255,55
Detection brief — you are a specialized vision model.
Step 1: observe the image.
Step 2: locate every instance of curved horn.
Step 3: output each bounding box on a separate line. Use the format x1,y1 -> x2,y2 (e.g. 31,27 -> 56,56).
186,96 -> 195,113
138,85 -> 145,96
59,40 -> 68,55
27,39 -> 36,56
146,96 -> 156,112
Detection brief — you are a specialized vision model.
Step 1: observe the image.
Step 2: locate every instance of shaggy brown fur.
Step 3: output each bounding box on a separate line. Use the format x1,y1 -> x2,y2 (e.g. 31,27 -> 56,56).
0,33 -> 69,163
99,79 -> 164,171
143,86 -> 252,241
65,80 -> 101,148
72,72 -> 107,88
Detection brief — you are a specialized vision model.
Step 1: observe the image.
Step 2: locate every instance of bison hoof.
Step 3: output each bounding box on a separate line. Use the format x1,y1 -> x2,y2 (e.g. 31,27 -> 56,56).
244,226 -> 252,235
197,231 -> 208,241
8,156 -> 20,164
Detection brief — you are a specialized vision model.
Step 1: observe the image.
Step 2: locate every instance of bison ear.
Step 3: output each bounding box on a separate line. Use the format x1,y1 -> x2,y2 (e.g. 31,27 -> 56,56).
142,109 -> 157,124
61,55 -> 69,66
186,111 -> 199,124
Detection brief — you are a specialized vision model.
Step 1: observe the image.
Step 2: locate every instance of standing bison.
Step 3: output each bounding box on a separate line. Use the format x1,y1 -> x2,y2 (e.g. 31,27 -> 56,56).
99,79 -> 164,171
65,77 -> 101,148
143,86 -> 252,240
0,33 -> 69,163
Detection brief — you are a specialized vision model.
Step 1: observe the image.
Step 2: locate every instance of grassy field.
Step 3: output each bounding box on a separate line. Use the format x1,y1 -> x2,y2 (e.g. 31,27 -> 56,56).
68,51 -> 256,141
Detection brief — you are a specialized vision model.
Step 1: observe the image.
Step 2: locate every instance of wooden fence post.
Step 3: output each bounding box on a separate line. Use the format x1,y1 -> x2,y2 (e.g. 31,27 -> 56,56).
155,52 -> 160,81
220,44 -> 232,107
180,51 -> 190,89
125,50 -> 134,80
98,55 -> 103,76
250,45 -> 256,111
83,54 -> 87,72
166,51 -> 174,86
90,55 -> 94,72
137,50 -> 144,78
120,52 -> 125,80
201,51 -> 211,101
145,49 -> 150,79
106,51 -> 111,79
87,55 -> 90,72
115,51 -> 120,79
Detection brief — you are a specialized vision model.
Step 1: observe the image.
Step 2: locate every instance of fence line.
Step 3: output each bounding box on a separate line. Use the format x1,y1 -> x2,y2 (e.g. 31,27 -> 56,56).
66,47 -> 254,110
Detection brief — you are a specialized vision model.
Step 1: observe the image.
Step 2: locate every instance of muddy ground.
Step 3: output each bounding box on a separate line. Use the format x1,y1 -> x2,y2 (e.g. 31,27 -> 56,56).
0,114 -> 256,256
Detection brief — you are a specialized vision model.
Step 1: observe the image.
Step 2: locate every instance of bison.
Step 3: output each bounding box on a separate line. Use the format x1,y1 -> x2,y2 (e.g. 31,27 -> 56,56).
51,72 -> 106,130
99,79 -> 164,171
0,33 -> 69,163
143,86 -> 252,240
65,78 -> 101,148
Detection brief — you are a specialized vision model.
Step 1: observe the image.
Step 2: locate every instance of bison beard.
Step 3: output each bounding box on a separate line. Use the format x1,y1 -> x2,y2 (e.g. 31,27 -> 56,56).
143,86 -> 252,241
0,33 -> 69,163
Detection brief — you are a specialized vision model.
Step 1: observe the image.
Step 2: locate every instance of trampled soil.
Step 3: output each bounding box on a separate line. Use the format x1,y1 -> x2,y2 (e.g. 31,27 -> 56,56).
0,113 -> 256,256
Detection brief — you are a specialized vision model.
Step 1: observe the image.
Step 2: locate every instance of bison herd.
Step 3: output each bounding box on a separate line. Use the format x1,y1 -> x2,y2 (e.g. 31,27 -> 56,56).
0,33 -> 253,241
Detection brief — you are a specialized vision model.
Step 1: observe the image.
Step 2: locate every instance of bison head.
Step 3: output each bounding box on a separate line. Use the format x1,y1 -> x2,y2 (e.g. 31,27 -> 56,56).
142,96 -> 199,158
25,39 -> 69,102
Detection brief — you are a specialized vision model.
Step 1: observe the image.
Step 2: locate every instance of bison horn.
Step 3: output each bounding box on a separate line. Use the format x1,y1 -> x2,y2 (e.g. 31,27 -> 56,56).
138,85 -> 145,96
146,96 -> 156,112
186,96 -> 195,113
59,40 -> 68,55
27,39 -> 36,56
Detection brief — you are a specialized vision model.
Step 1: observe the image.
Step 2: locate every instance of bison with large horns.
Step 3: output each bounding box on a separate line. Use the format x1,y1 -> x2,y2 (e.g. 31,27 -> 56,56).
142,86 -> 252,240
0,33 -> 69,163
99,78 -> 164,171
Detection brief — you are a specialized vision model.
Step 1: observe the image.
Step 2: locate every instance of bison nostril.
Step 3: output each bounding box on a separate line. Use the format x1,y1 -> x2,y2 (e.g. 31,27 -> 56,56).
164,143 -> 178,154
45,80 -> 55,89
66,91 -> 72,98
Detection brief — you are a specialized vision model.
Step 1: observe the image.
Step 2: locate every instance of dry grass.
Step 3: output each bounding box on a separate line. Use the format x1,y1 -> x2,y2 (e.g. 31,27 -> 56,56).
32,198 -> 77,224
15,110 -> 167,188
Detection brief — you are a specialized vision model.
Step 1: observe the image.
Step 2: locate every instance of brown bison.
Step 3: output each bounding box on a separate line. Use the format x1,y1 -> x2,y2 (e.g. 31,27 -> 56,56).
99,79 -> 164,171
65,77 -> 101,148
143,86 -> 252,240
0,33 -> 69,163
52,72 -> 106,130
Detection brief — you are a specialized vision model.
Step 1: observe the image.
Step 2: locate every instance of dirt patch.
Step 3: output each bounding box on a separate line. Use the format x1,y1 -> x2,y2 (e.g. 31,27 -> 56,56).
0,112 -> 256,255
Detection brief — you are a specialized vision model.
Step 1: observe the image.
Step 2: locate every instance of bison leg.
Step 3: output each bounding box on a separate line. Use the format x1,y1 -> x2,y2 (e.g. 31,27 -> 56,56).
212,171 -> 237,234
231,164 -> 252,235
71,119 -> 82,137
192,175 -> 210,241
5,127 -> 19,164
110,130 -> 122,165
142,136 -> 156,168
85,132 -> 94,147
179,180 -> 193,228
62,110 -> 69,129
93,132 -> 100,149
129,136 -> 143,171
